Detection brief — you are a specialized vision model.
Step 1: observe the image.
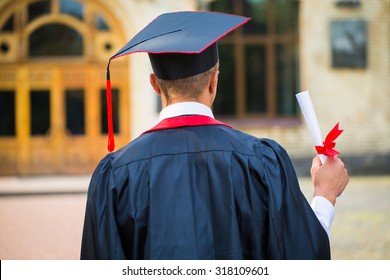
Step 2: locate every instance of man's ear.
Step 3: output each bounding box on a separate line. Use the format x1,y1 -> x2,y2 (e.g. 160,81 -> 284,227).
209,70 -> 219,95
150,73 -> 162,96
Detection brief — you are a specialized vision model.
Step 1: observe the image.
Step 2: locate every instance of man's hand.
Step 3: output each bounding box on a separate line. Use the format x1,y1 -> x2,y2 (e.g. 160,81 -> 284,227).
310,156 -> 349,205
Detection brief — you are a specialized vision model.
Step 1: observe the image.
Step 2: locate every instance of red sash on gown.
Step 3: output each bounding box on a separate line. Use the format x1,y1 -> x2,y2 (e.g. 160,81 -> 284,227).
142,115 -> 232,135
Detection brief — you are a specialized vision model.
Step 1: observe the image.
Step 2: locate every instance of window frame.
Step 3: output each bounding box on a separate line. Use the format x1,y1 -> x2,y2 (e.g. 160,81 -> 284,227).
209,0 -> 300,124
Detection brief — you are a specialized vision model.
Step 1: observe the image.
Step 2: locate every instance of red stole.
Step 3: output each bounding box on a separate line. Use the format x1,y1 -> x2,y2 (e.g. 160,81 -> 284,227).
142,115 -> 232,135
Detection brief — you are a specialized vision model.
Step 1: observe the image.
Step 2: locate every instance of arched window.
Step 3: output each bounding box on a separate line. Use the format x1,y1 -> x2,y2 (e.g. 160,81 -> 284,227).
29,23 -> 83,57
208,0 -> 300,120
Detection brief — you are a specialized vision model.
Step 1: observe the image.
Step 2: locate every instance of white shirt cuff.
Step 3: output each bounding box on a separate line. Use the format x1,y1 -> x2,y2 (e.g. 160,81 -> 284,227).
310,196 -> 336,238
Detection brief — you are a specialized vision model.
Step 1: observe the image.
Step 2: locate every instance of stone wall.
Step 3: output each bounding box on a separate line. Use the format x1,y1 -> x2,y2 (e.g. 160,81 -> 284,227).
296,0 -> 390,158
245,0 -> 390,170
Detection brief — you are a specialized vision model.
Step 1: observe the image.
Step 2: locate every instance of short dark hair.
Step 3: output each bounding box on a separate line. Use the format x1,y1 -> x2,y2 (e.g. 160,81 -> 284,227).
155,62 -> 219,104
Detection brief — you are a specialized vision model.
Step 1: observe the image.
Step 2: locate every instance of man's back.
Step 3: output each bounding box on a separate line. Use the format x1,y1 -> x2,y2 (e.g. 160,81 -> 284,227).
81,124 -> 330,259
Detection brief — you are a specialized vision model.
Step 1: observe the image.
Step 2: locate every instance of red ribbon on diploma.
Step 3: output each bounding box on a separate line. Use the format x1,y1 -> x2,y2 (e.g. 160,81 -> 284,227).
315,123 -> 343,158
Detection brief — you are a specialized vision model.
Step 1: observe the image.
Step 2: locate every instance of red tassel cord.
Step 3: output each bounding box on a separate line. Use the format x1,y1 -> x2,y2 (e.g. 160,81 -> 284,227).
106,63 -> 115,152
315,122 -> 343,158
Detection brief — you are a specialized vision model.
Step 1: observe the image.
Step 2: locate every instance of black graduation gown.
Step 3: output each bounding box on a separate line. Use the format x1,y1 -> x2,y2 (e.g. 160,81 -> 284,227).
80,119 -> 330,260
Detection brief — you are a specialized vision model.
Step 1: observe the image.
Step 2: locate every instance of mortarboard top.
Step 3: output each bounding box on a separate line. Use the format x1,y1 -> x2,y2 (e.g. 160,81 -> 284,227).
109,11 -> 250,79
105,11 -> 250,151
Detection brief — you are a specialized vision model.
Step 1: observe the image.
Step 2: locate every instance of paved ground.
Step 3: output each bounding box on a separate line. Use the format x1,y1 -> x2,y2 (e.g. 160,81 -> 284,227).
0,176 -> 90,260
299,176 -> 390,260
0,175 -> 389,260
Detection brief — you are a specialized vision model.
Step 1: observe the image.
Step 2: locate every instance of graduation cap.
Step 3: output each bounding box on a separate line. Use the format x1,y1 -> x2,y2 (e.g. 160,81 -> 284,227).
105,11 -> 250,151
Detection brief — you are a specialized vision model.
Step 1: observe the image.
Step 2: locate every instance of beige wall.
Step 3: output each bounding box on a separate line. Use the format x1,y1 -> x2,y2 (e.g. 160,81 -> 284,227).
240,0 -> 390,159
297,0 -> 390,157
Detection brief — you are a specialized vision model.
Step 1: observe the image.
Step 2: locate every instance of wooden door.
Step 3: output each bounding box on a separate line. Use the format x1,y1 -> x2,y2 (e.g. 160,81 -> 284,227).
0,63 -> 129,175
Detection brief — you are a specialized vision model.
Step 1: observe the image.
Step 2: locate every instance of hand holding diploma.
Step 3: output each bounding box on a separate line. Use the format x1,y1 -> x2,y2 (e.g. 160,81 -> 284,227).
297,91 -> 348,207
296,91 -> 343,164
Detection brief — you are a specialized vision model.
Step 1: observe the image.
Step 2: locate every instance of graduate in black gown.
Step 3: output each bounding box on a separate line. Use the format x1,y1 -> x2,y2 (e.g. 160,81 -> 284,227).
80,11 -> 349,260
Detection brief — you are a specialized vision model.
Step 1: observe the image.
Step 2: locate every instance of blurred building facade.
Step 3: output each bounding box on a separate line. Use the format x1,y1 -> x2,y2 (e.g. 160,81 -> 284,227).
0,0 -> 389,175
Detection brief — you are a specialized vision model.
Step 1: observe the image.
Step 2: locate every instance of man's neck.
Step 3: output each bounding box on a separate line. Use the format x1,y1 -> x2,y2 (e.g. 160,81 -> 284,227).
159,101 -> 214,121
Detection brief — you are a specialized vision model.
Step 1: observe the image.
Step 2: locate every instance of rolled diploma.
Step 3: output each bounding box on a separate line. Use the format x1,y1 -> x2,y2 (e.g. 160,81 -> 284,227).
296,91 -> 327,164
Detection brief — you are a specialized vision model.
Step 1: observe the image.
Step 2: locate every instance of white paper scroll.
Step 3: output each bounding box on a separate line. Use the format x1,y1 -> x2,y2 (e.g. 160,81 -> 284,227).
296,91 -> 327,164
